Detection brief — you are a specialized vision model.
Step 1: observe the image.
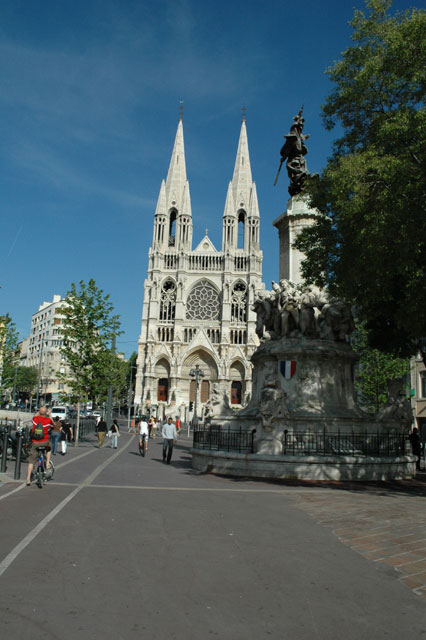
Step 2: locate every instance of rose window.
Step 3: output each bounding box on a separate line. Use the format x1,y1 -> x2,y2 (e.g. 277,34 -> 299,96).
186,280 -> 220,320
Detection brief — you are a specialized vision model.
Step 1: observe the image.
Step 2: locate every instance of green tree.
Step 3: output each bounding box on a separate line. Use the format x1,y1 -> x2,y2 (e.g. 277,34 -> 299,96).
294,0 -> 426,363
58,279 -> 121,437
0,314 -> 20,398
352,324 -> 410,414
15,366 -> 38,400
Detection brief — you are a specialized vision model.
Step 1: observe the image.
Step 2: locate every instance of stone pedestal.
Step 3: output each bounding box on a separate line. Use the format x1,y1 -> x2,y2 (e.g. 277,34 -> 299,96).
206,337 -> 404,456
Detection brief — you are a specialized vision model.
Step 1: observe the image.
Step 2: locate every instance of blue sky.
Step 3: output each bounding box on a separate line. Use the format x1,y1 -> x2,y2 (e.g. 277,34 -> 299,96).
0,0 -> 416,356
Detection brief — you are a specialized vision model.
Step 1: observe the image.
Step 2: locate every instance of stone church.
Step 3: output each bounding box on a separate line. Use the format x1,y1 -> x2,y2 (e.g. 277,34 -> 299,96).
134,115 -> 264,420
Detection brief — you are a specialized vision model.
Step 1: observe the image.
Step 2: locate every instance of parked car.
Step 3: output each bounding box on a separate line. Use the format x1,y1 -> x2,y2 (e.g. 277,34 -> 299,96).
51,406 -> 69,421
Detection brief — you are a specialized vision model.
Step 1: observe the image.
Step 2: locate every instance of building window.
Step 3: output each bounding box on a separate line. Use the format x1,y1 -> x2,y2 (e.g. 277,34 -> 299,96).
186,280 -> 220,321
231,282 -> 247,323
169,209 -> 177,247
237,210 -> 246,249
159,279 -> 176,322
421,372 -> 426,399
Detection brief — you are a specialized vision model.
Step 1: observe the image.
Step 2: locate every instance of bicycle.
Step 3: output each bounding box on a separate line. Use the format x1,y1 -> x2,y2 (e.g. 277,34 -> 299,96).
138,433 -> 147,457
31,446 -> 55,488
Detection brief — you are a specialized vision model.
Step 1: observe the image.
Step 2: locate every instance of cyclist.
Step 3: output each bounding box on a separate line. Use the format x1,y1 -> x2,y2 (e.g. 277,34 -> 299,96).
26,405 -> 53,486
138,416 -> 149,454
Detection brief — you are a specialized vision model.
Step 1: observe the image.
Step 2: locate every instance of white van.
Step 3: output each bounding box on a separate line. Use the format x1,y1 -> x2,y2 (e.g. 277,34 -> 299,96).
51,406 -> 69,421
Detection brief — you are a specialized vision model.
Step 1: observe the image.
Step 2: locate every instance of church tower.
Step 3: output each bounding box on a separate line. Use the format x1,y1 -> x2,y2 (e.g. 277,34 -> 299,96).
135,116 -> 263,420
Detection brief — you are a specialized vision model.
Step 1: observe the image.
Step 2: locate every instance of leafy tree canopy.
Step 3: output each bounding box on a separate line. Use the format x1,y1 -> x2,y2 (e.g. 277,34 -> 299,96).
294,0 -> 426,362
58,279 -> 122,402
352,323 -> 409,414
0,314 -> 20,392
15,366 -> 38,397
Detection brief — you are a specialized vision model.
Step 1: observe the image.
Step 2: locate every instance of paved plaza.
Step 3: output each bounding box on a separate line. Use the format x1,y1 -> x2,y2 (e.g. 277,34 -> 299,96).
1,432 -> 425,639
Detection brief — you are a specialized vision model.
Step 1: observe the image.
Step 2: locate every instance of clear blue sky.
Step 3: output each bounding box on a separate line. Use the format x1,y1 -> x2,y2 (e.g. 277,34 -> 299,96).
0,0 -> 415,356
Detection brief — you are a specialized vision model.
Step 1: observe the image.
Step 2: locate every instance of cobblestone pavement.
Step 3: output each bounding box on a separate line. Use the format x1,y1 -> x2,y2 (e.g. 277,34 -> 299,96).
289,476 -> 426,600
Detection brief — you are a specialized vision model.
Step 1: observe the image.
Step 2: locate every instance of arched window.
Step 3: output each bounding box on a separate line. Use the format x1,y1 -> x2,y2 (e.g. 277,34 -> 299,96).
186,280 -> 220,321
169,209 -> 177,247
231,282 -> 247,323
159,280 -> 176,322
237,210 -> 246,249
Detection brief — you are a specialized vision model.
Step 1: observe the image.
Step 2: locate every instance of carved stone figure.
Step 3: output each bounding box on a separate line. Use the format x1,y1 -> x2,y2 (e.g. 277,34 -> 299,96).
204,383 -> 233,424
299,286 -> 318,338
252,279 -> 354,343
259,377 -> 289,432
275,107 -> 310,197
318,301 -> 355,341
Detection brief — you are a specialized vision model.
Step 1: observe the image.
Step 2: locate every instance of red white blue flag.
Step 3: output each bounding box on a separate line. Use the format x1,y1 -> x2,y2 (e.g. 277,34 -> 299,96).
280,360 -> 297,379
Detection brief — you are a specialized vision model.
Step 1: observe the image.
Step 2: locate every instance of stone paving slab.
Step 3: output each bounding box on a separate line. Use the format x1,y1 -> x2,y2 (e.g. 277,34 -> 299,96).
287,477 -> 426,600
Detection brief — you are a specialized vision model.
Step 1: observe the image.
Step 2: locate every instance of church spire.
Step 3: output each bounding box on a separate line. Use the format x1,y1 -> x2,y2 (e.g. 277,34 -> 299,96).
165,118 -> 189,213
153,118 -> 192,251
222,117 -> 259,251
231,119 -> 253,210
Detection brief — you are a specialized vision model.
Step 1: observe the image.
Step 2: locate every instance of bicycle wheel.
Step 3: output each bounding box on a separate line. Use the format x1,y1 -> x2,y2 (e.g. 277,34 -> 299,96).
36,468 -> 43,489
46,460 -> 55,480
139,440 -> 145,457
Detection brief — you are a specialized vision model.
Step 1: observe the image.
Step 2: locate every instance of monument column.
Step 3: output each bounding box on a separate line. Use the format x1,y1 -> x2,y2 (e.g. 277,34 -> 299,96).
273,196 -> 319,285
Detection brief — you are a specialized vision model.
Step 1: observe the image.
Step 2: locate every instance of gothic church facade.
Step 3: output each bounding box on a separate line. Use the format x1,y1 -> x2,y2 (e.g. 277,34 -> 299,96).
134,116 -> 263,419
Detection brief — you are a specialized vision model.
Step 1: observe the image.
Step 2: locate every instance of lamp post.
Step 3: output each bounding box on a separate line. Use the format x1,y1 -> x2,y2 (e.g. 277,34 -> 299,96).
127,364 -> 137,432
189,364 -> 204,429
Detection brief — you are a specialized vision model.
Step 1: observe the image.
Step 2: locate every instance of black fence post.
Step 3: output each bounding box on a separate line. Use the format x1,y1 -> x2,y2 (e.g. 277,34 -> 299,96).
14,427 -> 23,480
1,425 -> 9,472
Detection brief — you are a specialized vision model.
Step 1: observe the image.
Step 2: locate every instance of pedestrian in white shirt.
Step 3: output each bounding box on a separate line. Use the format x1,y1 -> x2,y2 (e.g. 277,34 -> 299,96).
162,417 -> 177,464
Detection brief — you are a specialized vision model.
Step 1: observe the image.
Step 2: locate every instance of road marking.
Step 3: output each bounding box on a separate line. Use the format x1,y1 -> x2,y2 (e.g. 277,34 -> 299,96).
0,483 -> 26,502
0,437 -> 134,577
0,446 -> 97,501
54,446 -> 97,470
87,484 -> 302,493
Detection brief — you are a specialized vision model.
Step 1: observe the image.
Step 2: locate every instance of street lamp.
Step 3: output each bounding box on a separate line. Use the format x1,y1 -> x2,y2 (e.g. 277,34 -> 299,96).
127,364 -> 137,432
189,364 -> 204,429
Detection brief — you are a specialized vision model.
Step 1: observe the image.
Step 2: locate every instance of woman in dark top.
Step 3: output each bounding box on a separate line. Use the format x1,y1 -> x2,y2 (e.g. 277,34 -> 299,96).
97,418 -> 107,448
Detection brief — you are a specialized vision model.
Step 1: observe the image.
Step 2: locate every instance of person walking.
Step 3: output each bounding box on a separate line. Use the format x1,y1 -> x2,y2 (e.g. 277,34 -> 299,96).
60,420 -> 73,455
175,416 -> 181,434
110,419 -> 120,449
151,417 -> 158,439
409,427 -> 422,470
50,416 -> 63,455
162,416 -> 177,464
97,416 -> 107,448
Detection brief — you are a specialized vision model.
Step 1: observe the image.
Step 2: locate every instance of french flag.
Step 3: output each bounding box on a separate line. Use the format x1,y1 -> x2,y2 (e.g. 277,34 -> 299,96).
280,360 -> 297,379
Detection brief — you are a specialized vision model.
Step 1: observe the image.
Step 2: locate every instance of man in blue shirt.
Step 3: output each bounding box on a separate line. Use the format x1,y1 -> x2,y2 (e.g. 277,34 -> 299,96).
162,417 -> 177,464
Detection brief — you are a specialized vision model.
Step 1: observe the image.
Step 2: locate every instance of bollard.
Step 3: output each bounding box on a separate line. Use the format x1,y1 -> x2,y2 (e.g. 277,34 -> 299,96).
14,427 -> 23,480
1,426 -> 9,472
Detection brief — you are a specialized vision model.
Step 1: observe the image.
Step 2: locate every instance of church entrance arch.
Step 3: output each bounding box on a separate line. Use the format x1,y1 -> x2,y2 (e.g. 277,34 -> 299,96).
182,349 -> 218,406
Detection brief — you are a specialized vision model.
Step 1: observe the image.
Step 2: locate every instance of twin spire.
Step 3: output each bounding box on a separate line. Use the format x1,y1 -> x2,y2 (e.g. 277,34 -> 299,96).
155,118 -> 192,219
223,118 -> 259,220
153,115 -> 259,250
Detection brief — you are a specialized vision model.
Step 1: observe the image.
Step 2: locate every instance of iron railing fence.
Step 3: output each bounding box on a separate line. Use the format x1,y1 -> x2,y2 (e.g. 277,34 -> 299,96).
282,430 -> 410,457
193,426 -> 256,453
193,426 -> 412,458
